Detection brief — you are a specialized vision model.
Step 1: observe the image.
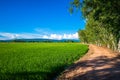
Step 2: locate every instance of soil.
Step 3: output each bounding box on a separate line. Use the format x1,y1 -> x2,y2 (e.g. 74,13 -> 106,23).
56,44 -> 120,80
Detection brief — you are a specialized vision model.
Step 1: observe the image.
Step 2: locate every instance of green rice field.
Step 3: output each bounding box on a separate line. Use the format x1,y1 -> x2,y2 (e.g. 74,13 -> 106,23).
0,43 -> 88,80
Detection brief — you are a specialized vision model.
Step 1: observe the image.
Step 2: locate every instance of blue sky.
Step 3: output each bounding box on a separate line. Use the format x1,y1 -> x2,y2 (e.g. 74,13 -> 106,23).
0,0 -> 85,40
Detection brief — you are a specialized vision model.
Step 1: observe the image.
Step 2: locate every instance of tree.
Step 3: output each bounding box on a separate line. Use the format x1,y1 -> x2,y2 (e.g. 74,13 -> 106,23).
70,0 -> 120,51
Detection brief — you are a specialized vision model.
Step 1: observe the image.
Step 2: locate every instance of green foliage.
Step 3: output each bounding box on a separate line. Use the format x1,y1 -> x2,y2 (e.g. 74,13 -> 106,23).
71,0 -> 120,51
0,43 -> 88,80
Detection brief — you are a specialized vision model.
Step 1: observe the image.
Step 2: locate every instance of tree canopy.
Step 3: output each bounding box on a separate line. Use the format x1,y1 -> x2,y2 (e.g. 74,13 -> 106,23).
71,0 -> 120,51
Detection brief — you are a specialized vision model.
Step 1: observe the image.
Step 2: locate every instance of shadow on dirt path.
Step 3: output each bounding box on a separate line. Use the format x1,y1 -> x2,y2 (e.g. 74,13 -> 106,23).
57,45 -> 120,80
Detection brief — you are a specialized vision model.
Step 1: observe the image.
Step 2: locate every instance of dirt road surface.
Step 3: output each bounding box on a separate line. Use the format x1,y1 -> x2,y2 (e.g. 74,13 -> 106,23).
57,44 -> 120,80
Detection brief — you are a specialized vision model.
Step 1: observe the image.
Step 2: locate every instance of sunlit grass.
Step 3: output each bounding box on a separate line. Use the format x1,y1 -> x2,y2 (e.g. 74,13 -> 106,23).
0,43 -> 88,80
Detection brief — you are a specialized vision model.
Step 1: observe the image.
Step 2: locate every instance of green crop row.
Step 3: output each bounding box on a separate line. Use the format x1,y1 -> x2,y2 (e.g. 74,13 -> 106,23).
0,43 -> 88,80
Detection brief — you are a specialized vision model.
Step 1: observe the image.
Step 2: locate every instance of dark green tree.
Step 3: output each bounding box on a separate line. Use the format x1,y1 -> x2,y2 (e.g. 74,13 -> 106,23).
70,0 -> 120,51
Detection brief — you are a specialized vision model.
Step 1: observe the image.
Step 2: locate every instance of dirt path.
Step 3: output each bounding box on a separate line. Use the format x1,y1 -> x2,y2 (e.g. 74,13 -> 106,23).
57,44 -> 120,80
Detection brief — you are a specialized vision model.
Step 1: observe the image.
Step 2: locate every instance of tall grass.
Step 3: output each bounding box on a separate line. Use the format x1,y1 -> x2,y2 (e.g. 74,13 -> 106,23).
0,43 -> 88,80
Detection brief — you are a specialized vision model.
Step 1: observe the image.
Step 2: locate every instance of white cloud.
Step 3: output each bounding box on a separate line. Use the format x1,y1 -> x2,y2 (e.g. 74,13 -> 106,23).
49,34 -> 62,40
34,28 -> 50,34
0,32 -> 78,40
0,33 -> 17,40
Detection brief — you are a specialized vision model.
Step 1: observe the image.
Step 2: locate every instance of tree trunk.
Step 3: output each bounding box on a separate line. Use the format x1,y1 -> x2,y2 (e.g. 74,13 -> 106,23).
118,39 -> 120,52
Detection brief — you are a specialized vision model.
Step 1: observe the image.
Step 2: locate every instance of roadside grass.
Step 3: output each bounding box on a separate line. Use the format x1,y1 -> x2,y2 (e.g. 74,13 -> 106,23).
0,43 -> 88,80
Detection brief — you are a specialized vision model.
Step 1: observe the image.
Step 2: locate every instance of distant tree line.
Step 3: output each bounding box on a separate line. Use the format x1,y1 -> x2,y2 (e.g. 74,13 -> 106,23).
11,40 -> 53,43
70,0 -> 120,51
0,39 -> 77,43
